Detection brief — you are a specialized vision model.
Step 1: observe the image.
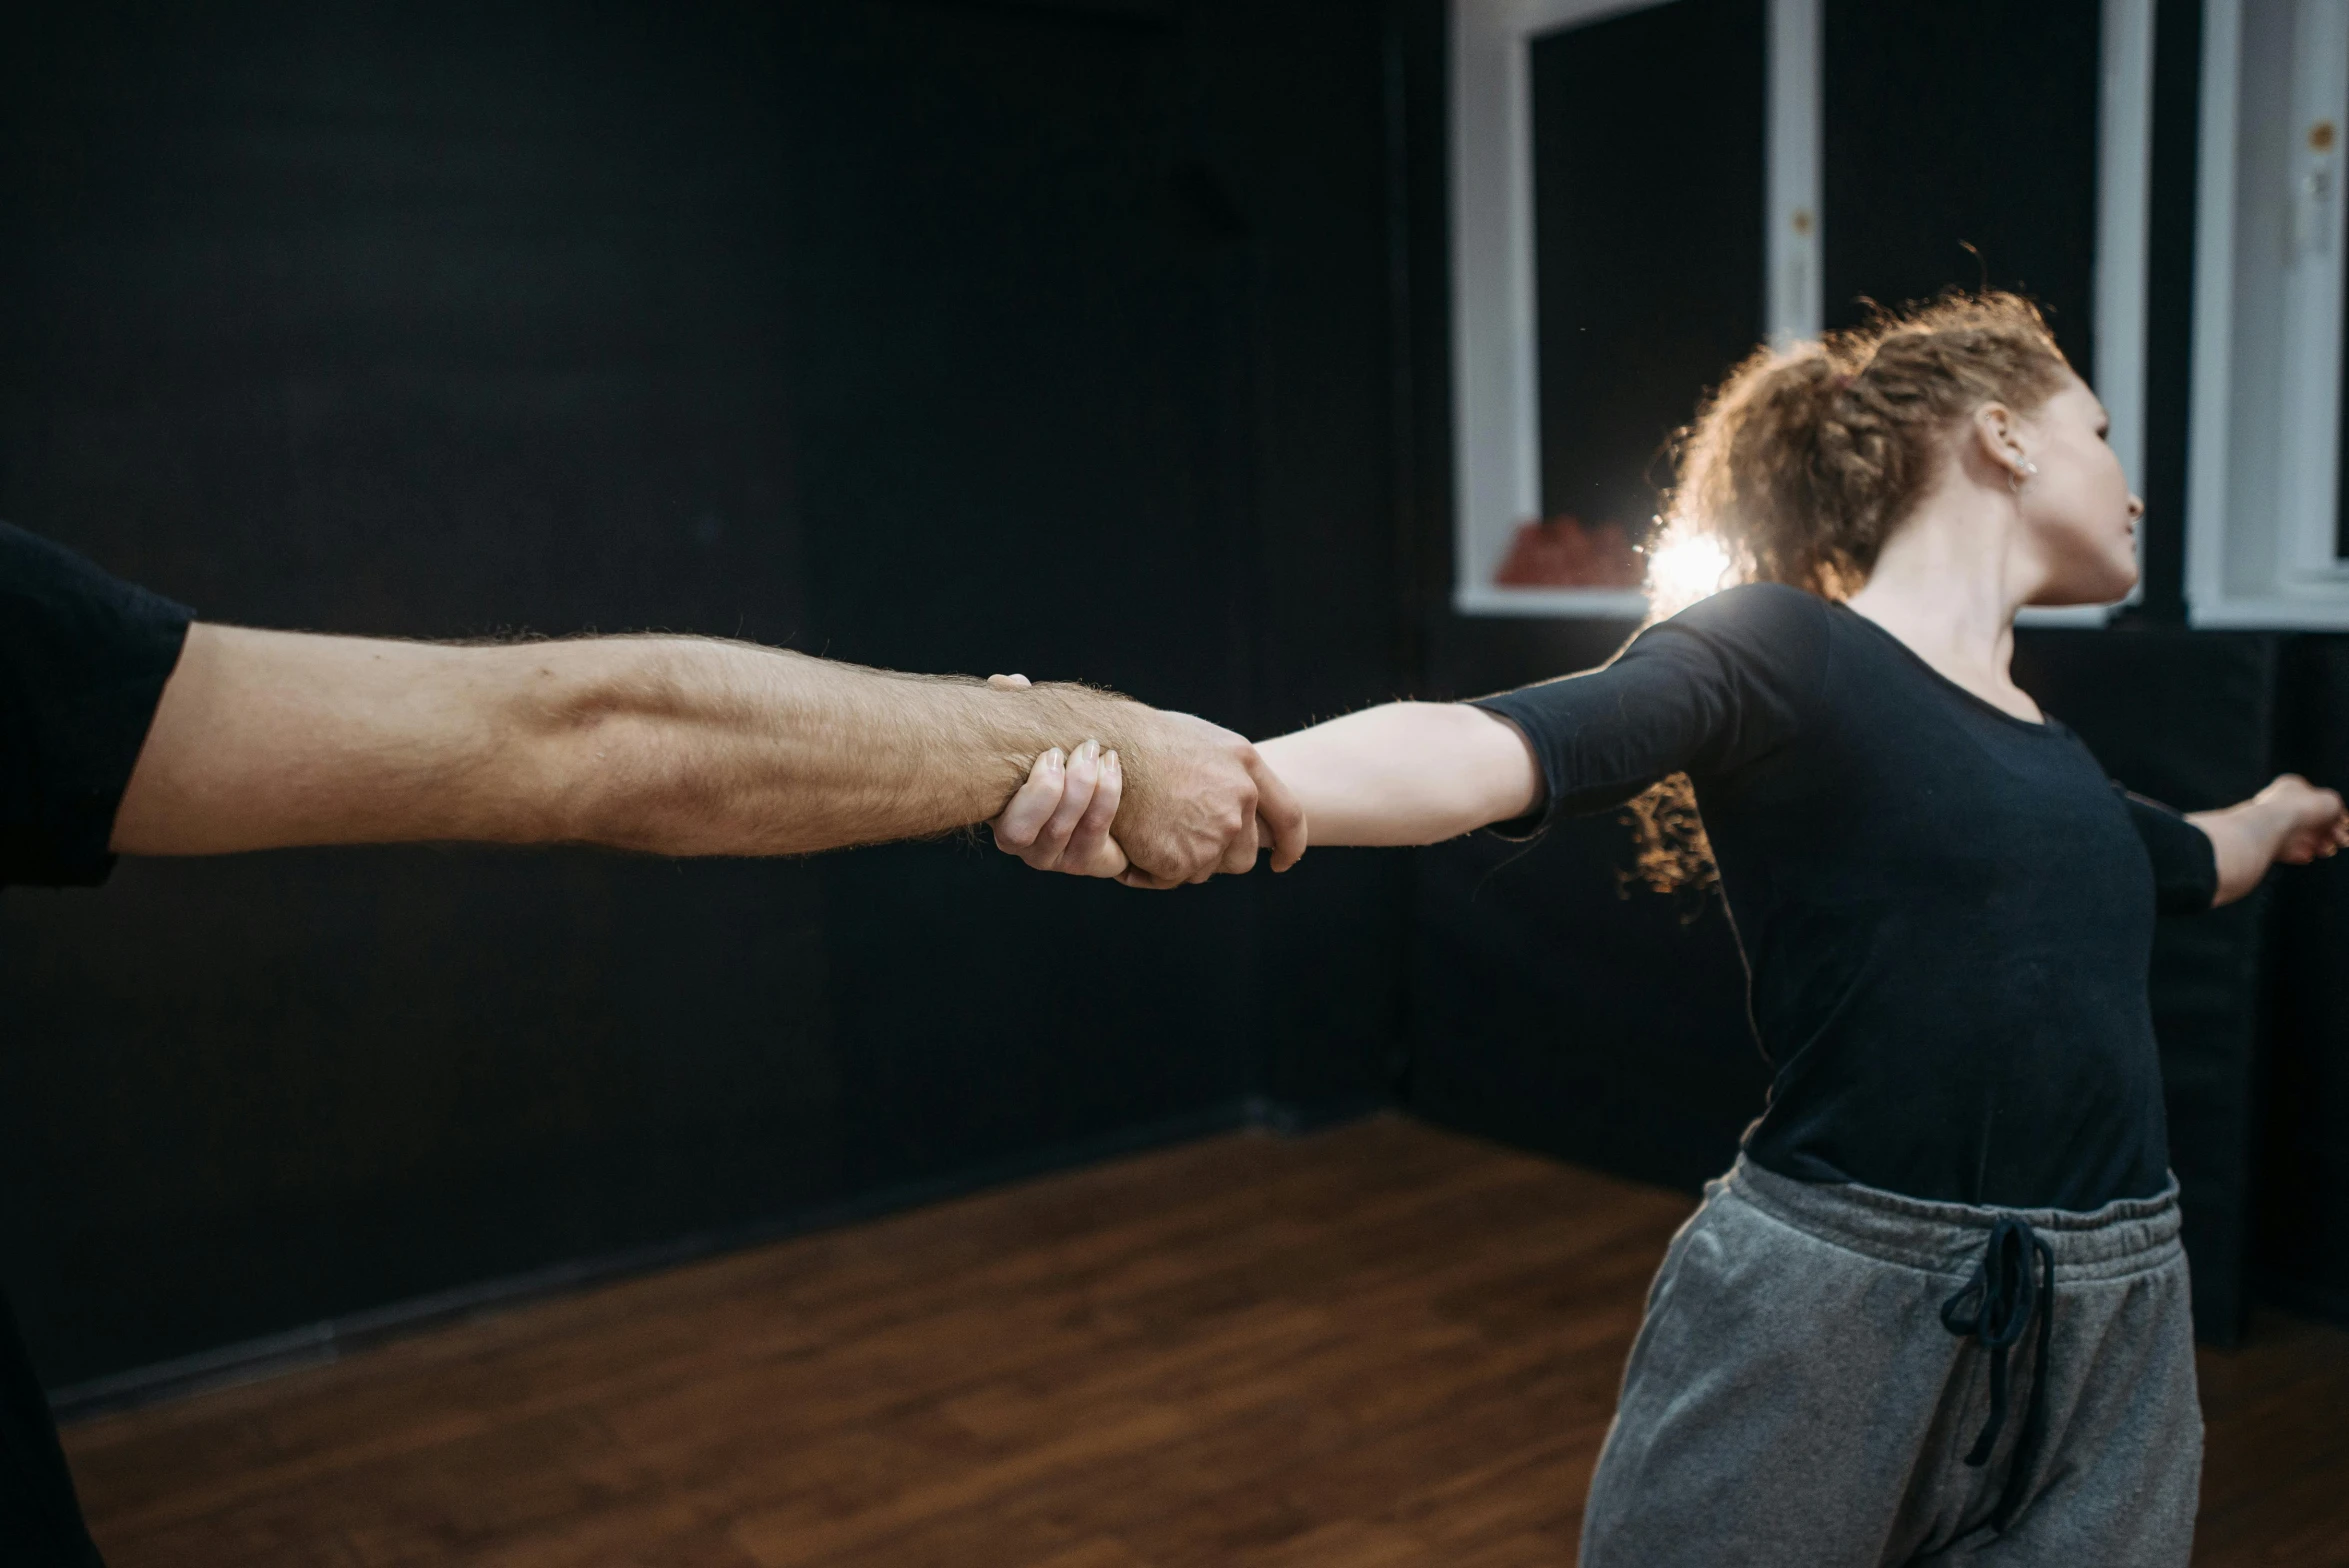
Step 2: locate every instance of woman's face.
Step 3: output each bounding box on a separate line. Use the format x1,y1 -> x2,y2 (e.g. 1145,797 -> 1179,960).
2015,373 -> 2143,606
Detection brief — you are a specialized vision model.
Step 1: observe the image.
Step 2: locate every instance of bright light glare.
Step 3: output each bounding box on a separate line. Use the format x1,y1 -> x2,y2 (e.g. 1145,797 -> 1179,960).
1643,527 -> 1735,618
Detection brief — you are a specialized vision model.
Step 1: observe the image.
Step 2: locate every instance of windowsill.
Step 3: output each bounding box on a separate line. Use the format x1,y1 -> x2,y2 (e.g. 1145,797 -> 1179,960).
1453,583 -> 1651,619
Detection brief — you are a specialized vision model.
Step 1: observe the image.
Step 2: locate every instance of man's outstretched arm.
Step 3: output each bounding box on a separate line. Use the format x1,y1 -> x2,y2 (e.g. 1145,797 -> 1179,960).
111,625 -> 1304,879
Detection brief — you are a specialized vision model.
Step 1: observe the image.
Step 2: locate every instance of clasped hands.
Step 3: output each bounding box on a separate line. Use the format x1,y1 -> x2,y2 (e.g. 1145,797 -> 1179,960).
980,674 -> 1302,887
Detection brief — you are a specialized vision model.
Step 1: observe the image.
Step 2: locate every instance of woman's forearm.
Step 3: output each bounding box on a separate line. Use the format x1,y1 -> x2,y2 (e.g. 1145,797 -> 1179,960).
1255,701 -> 1542,847
2186,803 -> 2276,907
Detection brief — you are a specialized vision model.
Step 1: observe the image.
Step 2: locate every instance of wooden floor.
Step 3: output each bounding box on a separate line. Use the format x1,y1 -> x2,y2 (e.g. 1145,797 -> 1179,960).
62,1117 -> 2349,1566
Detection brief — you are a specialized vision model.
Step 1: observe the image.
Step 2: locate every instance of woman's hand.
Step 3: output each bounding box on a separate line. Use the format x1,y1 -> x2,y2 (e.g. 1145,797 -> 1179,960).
2251,773 -> 2349,866
2191,772 -> 2349,905
991,740 -> 1129,877
985,676 -> 1130,879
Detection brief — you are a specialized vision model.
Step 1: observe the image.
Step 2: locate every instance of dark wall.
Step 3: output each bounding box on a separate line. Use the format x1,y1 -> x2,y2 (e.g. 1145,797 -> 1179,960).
0,0 -> 1410,1390
1184,1 -> 1416,1119
2261,644 -> 2349,1321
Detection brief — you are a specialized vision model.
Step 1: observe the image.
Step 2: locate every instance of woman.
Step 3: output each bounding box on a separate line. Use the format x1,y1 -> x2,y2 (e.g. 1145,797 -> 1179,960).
989,293 -> 2348,1565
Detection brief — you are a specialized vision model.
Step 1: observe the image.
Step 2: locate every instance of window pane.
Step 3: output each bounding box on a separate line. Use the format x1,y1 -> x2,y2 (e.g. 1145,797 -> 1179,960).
1523,0 -> 1766,589
1823,0 -> 2101,375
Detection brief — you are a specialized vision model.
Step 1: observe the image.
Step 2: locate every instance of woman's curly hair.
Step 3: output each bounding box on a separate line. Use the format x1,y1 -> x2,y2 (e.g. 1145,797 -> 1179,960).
1625,290 -> 2076,895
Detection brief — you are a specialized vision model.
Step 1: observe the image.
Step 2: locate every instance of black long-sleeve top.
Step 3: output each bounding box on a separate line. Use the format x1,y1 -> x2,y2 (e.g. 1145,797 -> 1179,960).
1471,582 -> 2218,1212
1,522 -> 192,887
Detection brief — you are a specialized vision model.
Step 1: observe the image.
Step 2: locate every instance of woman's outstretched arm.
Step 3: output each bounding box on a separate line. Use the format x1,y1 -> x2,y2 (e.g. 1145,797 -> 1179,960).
993,699 -> 1543,878
996,587 -> 1827,879
1250,702 -> 1542,847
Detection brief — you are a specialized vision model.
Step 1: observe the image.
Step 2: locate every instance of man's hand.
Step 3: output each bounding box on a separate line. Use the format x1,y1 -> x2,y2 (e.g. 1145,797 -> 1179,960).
982,674 -> 1303,887
1109,707 -> 1305,888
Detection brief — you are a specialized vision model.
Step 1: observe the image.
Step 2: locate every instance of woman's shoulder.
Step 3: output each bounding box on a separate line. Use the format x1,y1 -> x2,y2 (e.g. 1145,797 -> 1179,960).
1623,581 -> 1838,724
1601,582 -> 1832,761
1669,579 -> 1831,625
1651,580 -> 1836,658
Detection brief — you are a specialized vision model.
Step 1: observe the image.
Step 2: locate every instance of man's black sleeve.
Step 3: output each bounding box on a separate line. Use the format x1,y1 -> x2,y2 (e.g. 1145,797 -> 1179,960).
0,524 -> 194,888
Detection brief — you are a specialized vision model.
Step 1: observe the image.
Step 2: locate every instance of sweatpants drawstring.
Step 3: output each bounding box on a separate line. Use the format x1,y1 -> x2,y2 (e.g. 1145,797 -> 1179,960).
1940,1215 -> 2057,1532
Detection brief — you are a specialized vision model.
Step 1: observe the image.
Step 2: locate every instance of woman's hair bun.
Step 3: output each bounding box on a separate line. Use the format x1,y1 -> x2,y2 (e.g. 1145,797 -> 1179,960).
1662,290 -> 2068,600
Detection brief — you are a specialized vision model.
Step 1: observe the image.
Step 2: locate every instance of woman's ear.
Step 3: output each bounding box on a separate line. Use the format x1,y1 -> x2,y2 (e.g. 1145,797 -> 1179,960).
1971,402 -> 2032,485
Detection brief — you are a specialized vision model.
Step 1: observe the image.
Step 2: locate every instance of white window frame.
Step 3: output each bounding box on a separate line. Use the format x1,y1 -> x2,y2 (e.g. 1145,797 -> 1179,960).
1450,0 -> 2156,622
2185,0 -> 2349,628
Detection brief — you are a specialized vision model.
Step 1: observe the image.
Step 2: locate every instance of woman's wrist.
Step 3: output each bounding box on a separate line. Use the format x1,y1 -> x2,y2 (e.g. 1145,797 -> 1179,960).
2187,803 -> 2269,906
2233,796 -> 2294,862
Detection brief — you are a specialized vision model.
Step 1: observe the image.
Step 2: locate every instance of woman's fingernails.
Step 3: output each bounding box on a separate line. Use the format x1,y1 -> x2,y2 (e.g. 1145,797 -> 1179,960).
1074,739 -> 1100,763
1044,748 -> 1065,771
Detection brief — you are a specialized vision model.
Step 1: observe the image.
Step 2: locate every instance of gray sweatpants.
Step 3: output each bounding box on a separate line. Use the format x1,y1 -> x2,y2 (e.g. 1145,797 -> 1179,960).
1582,1157 -> 2200,1567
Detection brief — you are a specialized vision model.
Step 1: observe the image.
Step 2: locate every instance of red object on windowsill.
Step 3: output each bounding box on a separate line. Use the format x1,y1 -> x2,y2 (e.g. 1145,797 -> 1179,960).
1492,514 -> 1645,589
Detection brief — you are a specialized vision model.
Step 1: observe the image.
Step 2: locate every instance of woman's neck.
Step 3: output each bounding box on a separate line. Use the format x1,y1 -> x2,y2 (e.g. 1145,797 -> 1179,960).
1842,480 -> 2048,724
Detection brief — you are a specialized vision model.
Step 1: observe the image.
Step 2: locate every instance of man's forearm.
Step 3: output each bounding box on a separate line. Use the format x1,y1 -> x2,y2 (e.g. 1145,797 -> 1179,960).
115,626 -> 1147,859
531,637 -> 1144,856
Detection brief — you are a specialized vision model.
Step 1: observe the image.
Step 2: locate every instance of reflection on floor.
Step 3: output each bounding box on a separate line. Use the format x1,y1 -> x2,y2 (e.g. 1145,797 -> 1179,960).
63,1117 -> 2349,1566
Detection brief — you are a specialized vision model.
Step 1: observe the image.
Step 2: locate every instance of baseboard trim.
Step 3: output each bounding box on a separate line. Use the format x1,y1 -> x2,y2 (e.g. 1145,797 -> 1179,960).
1244,1092 -> 1387,1135
2255,1269 -> 2349,1331
49,1095 -> 1371,1423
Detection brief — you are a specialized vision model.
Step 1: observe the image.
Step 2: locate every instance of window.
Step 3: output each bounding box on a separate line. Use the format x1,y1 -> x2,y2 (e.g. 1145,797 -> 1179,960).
2187,0 -> 2349,627
1452,0 -> 2155,622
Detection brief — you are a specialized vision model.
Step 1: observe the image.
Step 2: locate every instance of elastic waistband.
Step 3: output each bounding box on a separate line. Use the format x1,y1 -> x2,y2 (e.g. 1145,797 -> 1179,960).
1722,1156 -> 2182,1284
